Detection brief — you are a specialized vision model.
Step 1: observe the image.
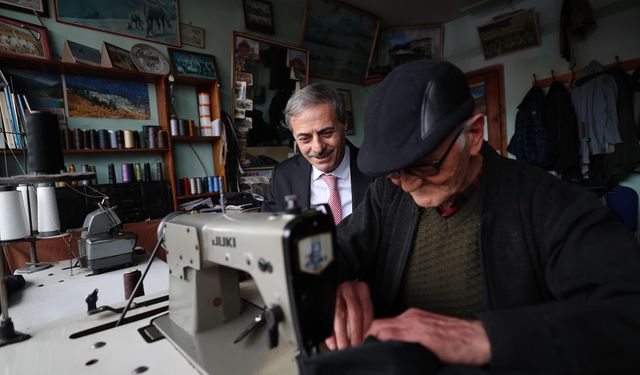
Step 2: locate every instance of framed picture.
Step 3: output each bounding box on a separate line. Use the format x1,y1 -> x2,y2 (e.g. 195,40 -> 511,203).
337,88 -> 355,135
101,42 -> 138,71
168,48 -> 219,80
0,16 -> 50,59
371,25 -> 443,76
180,23 -> 204,48
301,0 -> 380,83
243,0 -> 274,34
477,8 -> 540,60
55,0 -> 181,47
0,0 -> 48,16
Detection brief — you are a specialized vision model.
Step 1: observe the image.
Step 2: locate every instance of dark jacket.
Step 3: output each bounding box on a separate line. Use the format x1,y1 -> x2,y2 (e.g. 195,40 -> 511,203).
336,143 -> 640,374
508,86 -> 553,168
544,80 -> 580,178
261,140 -> 374,213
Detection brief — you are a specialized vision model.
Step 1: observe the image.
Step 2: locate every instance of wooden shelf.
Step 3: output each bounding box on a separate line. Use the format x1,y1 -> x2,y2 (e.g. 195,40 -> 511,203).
176,191 -> 220,201
171,136 -> 220,142
63,147 -> 169,154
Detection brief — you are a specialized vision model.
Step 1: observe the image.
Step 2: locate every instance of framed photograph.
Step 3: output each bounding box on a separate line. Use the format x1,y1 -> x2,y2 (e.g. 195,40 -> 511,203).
168,48 -> 219,80
180,23 -> 204,48
55,0 -> 181,47
301,0 -> 380,83
236,72 -> 253,86
477,9 -> 540,60
0,0 -> 48,16
101,42 -> 138,71
243,0 -> 274,34
0,16 -> 50,59
337,88 -> 355,135
371,25 -> 443,75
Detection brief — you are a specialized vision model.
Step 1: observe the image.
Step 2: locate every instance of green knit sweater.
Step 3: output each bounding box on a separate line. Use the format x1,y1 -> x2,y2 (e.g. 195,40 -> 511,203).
400,189 -> 484,319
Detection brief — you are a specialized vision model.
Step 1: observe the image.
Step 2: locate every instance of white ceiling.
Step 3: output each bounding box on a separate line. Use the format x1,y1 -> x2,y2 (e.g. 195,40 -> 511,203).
314,0 -> 507,25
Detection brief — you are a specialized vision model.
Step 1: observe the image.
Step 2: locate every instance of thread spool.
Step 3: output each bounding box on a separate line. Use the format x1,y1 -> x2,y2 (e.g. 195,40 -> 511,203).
207,176 -> 214,192
116,130 -> 124,149
97,129 -> 107,148
143,163 -> 151,182
108,164 -> 116,184
124,130 -> 135,149
145,126 -> 158,148
72,128 -> 83,149
81,164 -> 90,185
156,162 -> 164,181
109,130 -> 118,149
195,177 -> 203,194
179,119 -> 188,136
198,92 -> 212,136
89,129 -> 97,149
213,176 -> 219,192
82,129 -> 91,149
36,185 -> 60,236
0,187 -> 30,241
123,268 -> 145,300
175,177 -> 184,196
61,128 -> 71,150
170,116 -> 179,136
189,177 -> 197,195
188,120 -> 195,136
134,163 -> 142,182
211,119 -> 221,137
121,163 -> 134,183
16,185 -> 38,232
90,165 -> 98,185
157,130 -> 168,148
25,111 -> 65,174
182,177 -> 191,195
138,130 -> 146,149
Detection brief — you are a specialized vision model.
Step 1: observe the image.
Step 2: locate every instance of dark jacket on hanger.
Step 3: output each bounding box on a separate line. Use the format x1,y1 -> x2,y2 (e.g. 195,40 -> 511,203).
508,85 -> 552,168
544,80 -> 580,178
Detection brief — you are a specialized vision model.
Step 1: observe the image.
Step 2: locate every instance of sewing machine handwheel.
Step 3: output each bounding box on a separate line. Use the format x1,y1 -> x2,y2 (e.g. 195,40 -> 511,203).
265,305 -> 284,348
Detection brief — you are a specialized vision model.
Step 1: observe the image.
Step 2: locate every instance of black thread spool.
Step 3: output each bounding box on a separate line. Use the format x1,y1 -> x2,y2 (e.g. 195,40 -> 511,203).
143,163 -> 151,182
98,129 -> 109,149
123,268 -> 144,300
82,129 -> 90,149
26,111 -> 65,174
88,129 -> 97,149
107,164 -> 116,184
61,128 -> 71,150
116,130 -> 124,149
72,128 -> 83,149
157,130 -> 168,148
156,162 -> 163,181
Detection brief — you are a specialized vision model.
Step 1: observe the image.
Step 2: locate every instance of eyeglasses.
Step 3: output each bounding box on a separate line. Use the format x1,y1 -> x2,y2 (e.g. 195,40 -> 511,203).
387,128 -> 464,179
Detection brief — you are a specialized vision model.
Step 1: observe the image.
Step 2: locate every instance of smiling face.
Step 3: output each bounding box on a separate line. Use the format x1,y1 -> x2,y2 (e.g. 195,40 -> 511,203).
290,102 -> 347,173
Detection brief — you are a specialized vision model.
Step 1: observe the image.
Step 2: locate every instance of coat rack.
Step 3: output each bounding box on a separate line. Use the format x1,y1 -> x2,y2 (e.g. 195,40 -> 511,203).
532,56 -> 640,87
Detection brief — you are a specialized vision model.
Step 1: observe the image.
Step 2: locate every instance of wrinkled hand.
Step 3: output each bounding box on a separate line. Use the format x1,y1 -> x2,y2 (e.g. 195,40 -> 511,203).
367,308 -> 491,366
325,281 -> 374,350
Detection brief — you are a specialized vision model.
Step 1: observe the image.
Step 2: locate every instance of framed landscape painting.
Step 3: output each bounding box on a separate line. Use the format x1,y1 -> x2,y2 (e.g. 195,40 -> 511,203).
0,0 -> 48,16
371,25 -> 443,75
0,16 -> 50,59
168,48 -> 218,80
55,0 -> 181,47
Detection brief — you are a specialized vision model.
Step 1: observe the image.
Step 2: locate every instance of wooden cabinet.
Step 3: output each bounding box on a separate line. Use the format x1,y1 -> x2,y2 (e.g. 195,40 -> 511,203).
0,52 -> 225,210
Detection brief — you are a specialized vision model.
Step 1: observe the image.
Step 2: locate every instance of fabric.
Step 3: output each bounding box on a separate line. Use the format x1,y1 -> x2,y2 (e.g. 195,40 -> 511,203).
507,85 -> 551,167
261,140 -> 374,213
571,61 -> 620,166
401,188 -> 484,319
359,60 -> 474,176
320,174 -> 342,224
544,81 -> 580,177
310,145 -> 353,217
335,142 -> 640,373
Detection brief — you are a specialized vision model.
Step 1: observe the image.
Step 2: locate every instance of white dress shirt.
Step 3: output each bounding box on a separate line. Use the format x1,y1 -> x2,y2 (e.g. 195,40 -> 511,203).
310,145 -> 353,218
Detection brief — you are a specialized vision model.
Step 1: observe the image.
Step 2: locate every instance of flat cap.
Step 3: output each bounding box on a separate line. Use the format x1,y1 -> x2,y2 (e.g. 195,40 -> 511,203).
358,60 -> 474,176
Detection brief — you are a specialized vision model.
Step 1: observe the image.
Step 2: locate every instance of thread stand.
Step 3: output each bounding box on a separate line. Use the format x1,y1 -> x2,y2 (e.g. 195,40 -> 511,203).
0,245 -> 30,347
13,236 -> 52,274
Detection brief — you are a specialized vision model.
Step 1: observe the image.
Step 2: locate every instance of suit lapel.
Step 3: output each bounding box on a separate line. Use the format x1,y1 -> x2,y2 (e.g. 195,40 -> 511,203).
292,155 -> 312,208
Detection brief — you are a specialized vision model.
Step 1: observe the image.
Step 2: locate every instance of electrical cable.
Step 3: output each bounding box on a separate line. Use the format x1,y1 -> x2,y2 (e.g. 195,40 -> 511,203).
187,142 -> 209,176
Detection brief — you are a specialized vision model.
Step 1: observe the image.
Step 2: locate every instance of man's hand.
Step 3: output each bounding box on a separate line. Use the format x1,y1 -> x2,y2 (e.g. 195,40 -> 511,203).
367,308 -> 491,366
325,281 -> 374,350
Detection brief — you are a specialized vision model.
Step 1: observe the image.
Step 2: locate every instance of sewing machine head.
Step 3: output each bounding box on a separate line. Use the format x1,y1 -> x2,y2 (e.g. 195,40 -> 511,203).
157,207 -> 337,372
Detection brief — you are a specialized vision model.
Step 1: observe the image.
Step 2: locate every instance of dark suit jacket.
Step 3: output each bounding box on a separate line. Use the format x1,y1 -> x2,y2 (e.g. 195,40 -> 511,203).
261,141 -> 374,213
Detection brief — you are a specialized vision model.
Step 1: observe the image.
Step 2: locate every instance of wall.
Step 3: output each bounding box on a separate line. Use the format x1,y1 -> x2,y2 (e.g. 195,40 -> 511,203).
1,0 -> 368,183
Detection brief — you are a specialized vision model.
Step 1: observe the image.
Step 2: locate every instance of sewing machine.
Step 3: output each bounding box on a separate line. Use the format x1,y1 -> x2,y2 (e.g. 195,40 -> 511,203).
152,207 -> 337,374
78,200 -> 137,272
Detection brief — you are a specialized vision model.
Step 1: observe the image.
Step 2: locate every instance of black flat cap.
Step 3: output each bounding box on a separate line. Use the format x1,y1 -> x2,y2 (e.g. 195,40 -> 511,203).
358,60 -> 474,176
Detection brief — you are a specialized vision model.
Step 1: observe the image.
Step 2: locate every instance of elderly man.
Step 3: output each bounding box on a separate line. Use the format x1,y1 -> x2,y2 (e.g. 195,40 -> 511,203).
326,60 -> 640,373
262,83 -> 373,223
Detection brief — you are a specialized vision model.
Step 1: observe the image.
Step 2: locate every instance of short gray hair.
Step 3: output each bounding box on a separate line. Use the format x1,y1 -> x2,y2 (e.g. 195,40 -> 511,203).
283,83 -> 346,129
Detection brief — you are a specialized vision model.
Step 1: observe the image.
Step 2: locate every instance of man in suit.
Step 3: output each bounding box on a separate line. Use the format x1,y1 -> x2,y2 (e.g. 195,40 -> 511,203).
261,83 -> 373,222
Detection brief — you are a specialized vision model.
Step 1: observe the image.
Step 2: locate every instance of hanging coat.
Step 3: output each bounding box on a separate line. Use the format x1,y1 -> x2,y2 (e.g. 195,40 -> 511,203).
508,85 -> 552,168
544,81 -> 580,178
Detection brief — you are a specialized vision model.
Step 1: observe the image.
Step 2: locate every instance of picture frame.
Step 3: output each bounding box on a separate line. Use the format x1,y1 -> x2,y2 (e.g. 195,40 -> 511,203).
0,0 -> 48,17
101,42 -> 138,71
55,0 -> 181,47
301,0 -> 380,83
168,48 -> 219,80
0,16 -> 50,60
243,0 -> 274,34
370,24 -> 443,76
477,8 -> 540,60
337,88 -> 355,135
180,23 -> 205,48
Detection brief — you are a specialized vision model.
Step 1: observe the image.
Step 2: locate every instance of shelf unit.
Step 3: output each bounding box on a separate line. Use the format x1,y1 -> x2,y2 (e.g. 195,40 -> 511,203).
0,52 -> 226,210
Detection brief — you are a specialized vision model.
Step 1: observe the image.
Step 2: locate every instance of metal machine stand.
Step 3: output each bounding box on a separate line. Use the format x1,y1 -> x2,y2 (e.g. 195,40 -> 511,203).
0,245 -> 30,347
14,236 -> 52,274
